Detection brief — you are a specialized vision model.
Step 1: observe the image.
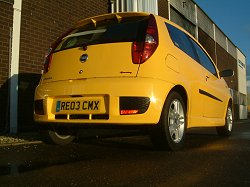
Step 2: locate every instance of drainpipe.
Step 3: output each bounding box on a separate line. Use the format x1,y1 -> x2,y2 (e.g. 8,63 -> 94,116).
168,0 -> 171,20
9,0 -> 22,134
121,0 -> 124,12
194,4 -> 198,40
133,0 -> 138,12
213,24 -> 217,65
110,0 -> 115,13
116,0 -> 119,12
154,0 -> 158,15
226,37 -> 229,52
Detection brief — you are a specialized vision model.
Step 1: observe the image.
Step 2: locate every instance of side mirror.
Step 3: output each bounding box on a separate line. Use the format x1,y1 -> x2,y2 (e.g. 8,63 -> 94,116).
219,69 -> 234,78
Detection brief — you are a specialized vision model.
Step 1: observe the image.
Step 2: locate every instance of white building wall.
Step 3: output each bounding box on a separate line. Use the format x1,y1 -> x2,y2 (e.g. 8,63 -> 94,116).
237,49 -> 247,94
237,48 -> 247,119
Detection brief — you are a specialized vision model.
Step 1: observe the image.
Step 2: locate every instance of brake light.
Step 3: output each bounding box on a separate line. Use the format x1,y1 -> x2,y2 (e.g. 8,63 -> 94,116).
43,48 -> 53,74
132,15 -> 158,64
43,28 -> 74,74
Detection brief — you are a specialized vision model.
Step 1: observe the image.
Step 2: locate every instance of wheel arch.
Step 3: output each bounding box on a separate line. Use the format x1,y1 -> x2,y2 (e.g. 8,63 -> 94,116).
228,98 -> 233,106
228,97 -> 233,118
152,85 -> 188,151
168,85 -> 188,111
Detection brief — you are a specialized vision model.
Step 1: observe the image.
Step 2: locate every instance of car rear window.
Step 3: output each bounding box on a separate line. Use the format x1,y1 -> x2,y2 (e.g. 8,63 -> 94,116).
54,16 -> 149,52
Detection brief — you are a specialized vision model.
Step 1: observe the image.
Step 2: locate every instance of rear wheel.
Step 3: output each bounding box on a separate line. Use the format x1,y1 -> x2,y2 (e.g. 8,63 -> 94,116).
40,125 -> 76,145
216,105 -> 233,136
151,92 -> 186,151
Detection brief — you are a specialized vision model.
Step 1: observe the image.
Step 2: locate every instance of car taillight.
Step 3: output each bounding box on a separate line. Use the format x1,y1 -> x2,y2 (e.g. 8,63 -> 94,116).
43,28 -> 74,74
43,48 -> 53,74
132,15 -> 158,64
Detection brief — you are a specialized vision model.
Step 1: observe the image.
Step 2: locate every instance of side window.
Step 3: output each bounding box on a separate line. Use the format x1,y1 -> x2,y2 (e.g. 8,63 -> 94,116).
190,39 -> 217,76
166,23 -> 198,61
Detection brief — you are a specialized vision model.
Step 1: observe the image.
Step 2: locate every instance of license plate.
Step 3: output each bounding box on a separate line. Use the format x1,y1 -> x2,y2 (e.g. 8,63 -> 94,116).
54,98 -> 102,113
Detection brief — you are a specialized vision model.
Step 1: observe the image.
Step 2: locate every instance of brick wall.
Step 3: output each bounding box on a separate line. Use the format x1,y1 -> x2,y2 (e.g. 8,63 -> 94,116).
158,0 -> 169,19
216,43 -> 238,91
0,1 -> 13,131
198,28 -> 216,63
0,0 -> 109,132
18,0 -> 109,131
19,0 -> 109,75
0,2 -> 13,86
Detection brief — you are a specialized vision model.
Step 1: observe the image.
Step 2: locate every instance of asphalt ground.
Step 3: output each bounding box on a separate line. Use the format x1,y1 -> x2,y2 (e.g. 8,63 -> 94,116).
1,120 -> 250,187
0,120 -> 249,147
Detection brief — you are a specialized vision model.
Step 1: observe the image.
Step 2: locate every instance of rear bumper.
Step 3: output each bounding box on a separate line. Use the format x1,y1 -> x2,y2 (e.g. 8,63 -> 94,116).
34,77 -> 173,125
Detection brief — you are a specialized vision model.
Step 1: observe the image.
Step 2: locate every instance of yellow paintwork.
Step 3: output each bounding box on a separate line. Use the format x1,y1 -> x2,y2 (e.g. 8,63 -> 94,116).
35,77 -> 172,124
44,43 -> 139,82
34,12 -> 232,128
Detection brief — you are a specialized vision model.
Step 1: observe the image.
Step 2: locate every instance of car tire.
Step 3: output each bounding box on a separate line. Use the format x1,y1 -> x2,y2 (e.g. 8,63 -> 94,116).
150,91 -> 186,151
40,125 -> 76,145
216,105 -> 233,136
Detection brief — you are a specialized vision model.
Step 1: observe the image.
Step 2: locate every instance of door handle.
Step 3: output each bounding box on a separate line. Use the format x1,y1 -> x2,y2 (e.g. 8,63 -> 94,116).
206,75 -> 210,81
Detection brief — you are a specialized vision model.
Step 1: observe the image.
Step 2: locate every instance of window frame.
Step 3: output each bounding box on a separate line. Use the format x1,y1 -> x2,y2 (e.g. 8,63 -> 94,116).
189,37 -> 218,78
165,23 -> 199,62
54,16 -> 149,53
166,22 -> 219,78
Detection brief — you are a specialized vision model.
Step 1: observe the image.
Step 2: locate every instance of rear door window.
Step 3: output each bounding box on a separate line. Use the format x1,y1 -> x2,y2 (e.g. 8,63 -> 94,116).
166,23 -> 198,61
190,39 -> 218,77
55,16 -> 149,52
166,23 -> 217,77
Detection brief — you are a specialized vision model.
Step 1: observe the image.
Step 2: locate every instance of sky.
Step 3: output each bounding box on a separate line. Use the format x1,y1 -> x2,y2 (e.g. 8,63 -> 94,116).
194,0 -> 250,88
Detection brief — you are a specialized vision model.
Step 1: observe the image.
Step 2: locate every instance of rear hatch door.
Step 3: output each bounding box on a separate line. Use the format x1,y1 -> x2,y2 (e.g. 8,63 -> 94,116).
43,14 -> 149,82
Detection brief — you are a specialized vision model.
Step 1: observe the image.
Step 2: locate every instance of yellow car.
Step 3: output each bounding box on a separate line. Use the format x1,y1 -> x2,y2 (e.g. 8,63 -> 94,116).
34,12 -> 234,150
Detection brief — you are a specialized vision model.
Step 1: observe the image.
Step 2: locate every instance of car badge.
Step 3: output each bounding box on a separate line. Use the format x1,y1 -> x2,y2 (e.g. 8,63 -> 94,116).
80,54 -> 88,63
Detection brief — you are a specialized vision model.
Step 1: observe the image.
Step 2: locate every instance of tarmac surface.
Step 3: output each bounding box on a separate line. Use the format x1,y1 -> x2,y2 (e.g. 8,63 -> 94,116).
1,120 -> 250,187
0,128 -> 141,147
0,120 -> 249,146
